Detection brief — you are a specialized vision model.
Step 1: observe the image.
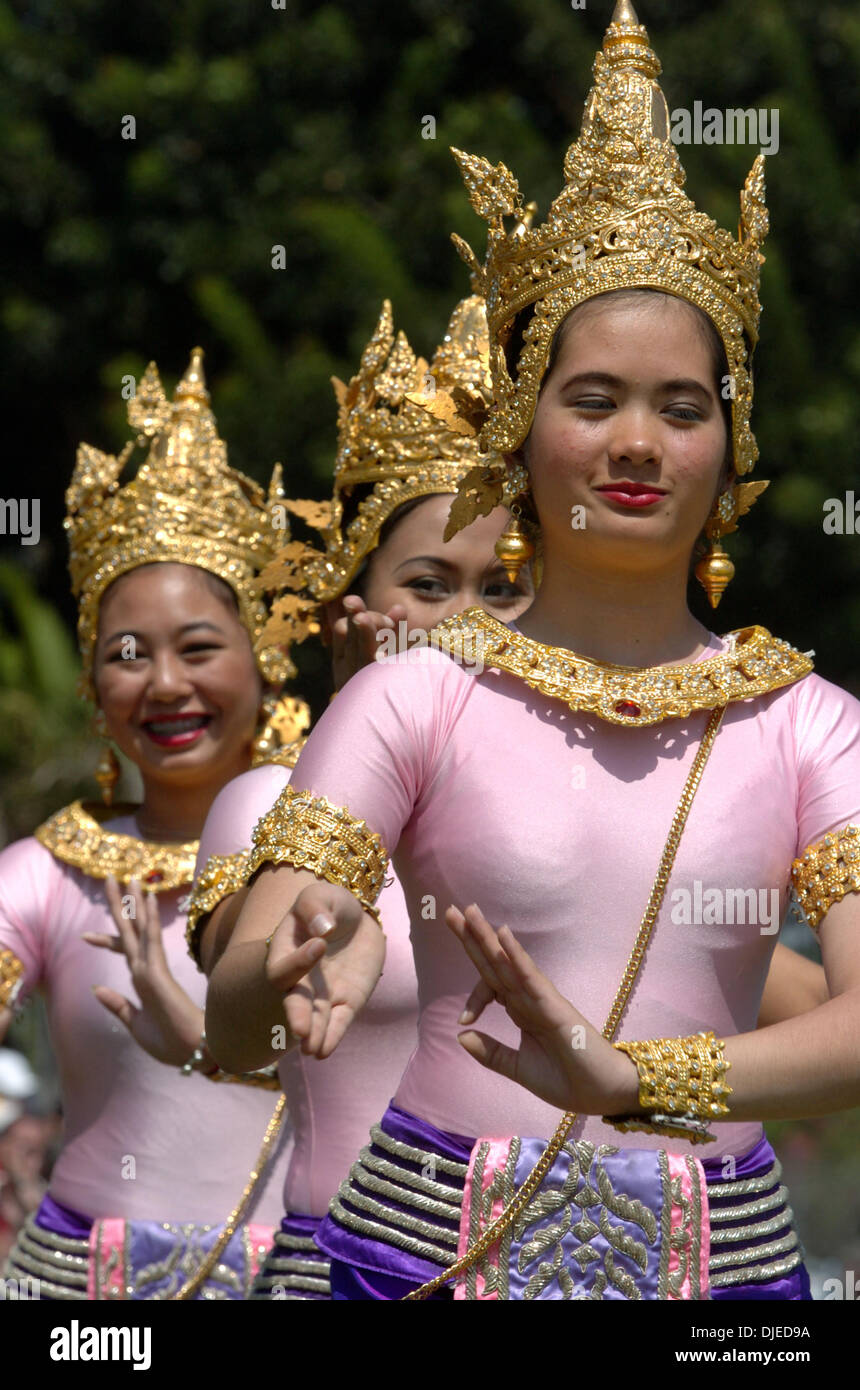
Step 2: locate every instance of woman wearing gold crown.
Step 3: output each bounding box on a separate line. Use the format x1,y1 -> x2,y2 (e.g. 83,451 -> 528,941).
185,296 -> 538,1298
0,351 -> 327,1298
203,4 -> 857,1301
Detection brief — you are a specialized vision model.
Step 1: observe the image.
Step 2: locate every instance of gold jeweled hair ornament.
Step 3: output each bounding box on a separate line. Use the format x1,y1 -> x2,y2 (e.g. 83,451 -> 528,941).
446,0 -> 771,604
67,348 -> 295,699
257,295 -> 503,653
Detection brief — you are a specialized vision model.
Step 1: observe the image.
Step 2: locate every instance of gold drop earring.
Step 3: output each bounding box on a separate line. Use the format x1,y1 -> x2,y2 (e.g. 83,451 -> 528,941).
252,694 -> 311,766
92,710 -> 120,806
495,500 -> 535,585
695,481 -> 769,608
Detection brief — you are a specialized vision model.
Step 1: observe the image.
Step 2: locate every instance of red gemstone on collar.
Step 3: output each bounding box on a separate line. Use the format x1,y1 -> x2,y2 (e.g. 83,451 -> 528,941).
144,870 -> 164,885
614,700 -> 642,718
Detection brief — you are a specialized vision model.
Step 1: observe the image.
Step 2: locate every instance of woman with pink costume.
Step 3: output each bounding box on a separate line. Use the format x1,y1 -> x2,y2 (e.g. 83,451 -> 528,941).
0,351 -> 317,1299
203,4 -> 857,1302
187,296 -> 535,1298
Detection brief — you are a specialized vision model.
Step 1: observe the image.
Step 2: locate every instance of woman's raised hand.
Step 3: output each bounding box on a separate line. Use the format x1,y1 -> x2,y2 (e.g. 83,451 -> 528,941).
446,904 -> 637,1116
330,595 -> 409,691
265,880 -> 386,1059
83,877 -> 207,1066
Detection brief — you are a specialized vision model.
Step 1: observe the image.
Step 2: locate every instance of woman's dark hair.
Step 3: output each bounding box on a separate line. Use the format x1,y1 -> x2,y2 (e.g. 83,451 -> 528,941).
341,493 -> 444,599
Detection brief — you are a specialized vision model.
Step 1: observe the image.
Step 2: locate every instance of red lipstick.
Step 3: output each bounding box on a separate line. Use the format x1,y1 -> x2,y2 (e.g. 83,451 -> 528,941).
140,713 -> 212,748
596,481 -> 666,508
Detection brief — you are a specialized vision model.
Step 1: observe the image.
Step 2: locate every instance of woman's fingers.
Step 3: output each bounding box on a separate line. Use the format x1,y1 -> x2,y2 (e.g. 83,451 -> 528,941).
140,890 -> 167,966
459,976 -> 496,1026
341,594 -> 367,615
318,1004 -> 356,1059
267,934 -> 327,992
293,883 -> 363,943
447,900 -> 522,1000
462,905 -> 523,994
495,924 -> 550,1003
283,982 -> 314,1040
445,904 -> 509,997
104,874 -> 124,924
104,876 -> 142,960
300,965 -> 331,1056
81,932 -> 125,953
92,986 -> 139,1033
456,1029 -> 519,1081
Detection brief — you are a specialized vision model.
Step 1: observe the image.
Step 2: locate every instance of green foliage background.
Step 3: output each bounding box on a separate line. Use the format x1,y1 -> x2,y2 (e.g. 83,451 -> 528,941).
0,0 -> 858,1283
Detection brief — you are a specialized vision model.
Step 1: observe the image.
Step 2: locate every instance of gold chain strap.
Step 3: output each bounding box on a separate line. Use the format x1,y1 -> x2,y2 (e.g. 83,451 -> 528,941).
171,1093 -> 287,1300
404,704 -> 727,1300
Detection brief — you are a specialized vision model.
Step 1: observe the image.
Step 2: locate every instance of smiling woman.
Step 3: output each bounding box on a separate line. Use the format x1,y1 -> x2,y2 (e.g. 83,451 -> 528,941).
184,293 -> 534,1302
203,1 -> 860,1303
0,350 -> 315,1300
93,563 -> 264,824
514,290 -> 730,660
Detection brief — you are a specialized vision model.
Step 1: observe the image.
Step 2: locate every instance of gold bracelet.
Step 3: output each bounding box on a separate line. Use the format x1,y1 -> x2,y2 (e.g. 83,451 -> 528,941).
605,1030 -> 732,1142
248,786 -> 388,924
185,850 -> 252,965
0,948 -> 24,1011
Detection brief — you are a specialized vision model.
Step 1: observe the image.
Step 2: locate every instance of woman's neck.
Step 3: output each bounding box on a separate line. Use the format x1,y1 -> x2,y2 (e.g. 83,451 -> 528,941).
132,754 -> 252,843
517,557 -> 713,668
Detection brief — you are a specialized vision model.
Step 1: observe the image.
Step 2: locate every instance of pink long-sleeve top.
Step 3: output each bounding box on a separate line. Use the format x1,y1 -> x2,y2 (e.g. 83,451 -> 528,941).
195,763 -> 419,1218
271,629 -> 860,1163
0,821 -> 290,1226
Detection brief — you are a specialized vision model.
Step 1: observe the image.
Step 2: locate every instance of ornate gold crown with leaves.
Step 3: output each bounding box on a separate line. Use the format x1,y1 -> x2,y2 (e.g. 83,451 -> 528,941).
67,349 -> 293,697
257,296 -> 494,653
450,0 -> 769,488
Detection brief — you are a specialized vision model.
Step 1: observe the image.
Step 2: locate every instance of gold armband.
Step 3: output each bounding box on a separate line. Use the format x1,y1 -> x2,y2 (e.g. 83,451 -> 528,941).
185,851 -> 252,965
791,823 -> 860,930
0,947 -> 24,1011
604,1030 -> 732,1146
247,786 -> 388,924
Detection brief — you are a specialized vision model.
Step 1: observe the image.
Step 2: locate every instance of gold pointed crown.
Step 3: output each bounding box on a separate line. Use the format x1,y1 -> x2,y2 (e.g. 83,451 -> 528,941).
257,295 -> 499,652
451,0 -> 769,477
67,348 -> 294,697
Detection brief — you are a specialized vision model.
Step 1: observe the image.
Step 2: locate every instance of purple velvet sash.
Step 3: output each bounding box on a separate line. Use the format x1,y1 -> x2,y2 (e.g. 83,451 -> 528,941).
24,1193 -> 271,1300
318,1105 -> 811,1302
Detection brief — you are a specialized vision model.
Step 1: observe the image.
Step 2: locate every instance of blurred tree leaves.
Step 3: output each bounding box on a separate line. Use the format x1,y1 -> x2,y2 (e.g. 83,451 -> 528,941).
0,0 -> 859,727
0,564 -> 91,842
0,0 -> 858,1272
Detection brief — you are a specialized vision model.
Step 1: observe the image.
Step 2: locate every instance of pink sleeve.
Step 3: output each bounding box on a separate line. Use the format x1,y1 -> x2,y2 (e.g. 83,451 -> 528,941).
287,648 -> 474,857
0,837 -> 57,1003
194,763 -> 293,879
793,673 -> 860,853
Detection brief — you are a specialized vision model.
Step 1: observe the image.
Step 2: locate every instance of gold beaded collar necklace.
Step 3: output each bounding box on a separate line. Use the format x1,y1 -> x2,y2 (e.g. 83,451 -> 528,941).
429,608 -> 813,727
35,801 -> 198,892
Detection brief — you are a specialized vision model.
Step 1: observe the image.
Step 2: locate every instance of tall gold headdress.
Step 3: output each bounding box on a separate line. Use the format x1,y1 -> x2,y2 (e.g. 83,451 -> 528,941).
447,0 -> 770,604
67,349 -> 294,698
258,295 -> 505,651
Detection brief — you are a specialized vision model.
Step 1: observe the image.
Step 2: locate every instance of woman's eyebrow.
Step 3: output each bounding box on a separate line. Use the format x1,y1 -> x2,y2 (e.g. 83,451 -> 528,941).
100,620 -> 225,645
556,371 -> 711,395
658,377 -> 711,396
557,371 -> 624,391
392,555 -> 453,575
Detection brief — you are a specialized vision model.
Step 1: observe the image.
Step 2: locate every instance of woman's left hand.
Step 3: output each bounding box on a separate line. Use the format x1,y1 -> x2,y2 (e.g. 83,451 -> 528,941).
446,904 -> 638,1116
83,877 -> 206,1067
